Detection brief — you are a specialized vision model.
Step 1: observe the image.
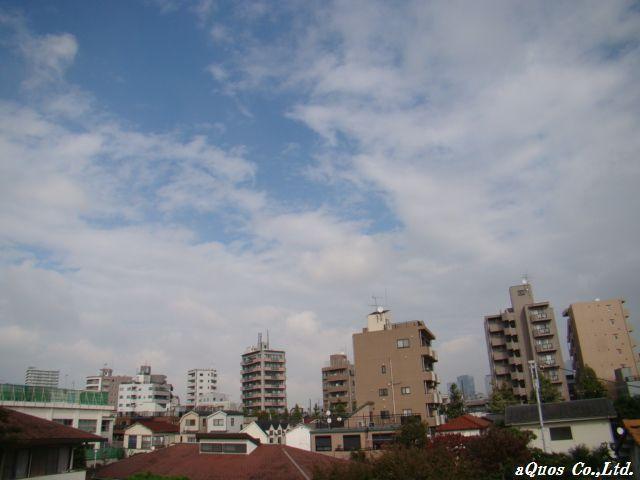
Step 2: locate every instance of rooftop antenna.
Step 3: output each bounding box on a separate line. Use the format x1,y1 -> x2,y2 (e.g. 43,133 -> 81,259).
266,329 -> 270,349
258,332 -> 262,348
370,295 -> 382,311
384,288 -> 389,310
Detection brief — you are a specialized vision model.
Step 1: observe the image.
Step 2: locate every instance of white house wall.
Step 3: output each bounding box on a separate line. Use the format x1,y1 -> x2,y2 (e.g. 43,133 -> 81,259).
517,419 -> 614,454
285,426 -> 311,451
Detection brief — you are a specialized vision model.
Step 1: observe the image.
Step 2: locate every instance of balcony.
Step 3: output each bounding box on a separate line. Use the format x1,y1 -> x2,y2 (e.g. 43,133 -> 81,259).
487,323 -> 502,333
425,392 -> 442,404
423,371 -> 438,384
504,327 -> 517,336
529,311 -> 549,322
535,343 -> 556,353
533,327 -> 552,337
242,393 -> 263,400
325,384 -> 347,393
422,347 -> 438,361
494,366 -> 510,376
491,337 -> 506,347
263,366 -> 286,372
492,351 -> 509,361
242,365 -> 262,374
539,360 -> 557,368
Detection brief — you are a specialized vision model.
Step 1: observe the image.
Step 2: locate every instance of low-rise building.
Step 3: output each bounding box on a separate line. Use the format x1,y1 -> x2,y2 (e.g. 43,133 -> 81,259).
117,366 -> 173,416
206,410 -> 244,433
123,420 -> 179,454
0,407 -> 105,480
85,367 -> 132,407
0,383 -> 115,445
186,369 -> 218,408
505,398 -> 617,453
285,424 -> 311,451
322,354 -> 356,414
436,414 -> 492,436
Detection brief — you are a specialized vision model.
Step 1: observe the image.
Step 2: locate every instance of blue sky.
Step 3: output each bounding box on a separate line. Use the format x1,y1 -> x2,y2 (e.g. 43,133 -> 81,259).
1,0 -> 639,407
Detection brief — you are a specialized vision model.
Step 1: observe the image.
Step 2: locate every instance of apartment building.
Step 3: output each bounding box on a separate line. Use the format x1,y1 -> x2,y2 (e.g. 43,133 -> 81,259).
186,368 -> 218,408
117,365 -> 173,416
484,282 -> 569,402
241,334 -> 287,414
25,367 -> 59,388
85,367 -> 133,407
352,308 -> 443,428
565,298 -> 639,397
321,354 -> 356,414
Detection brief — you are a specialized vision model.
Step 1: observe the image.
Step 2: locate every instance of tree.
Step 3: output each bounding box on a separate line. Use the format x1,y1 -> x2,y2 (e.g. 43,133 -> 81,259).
465,427 -> 533,479
257,410 -> 270,422
333,402 -> 347,416
531,375 -> 561,403
396,415 -> 427,449
576,365 -> 607,399
489,383 -> 519,414
614,395 -> 640,419
290,404 -> 303,425
446,384 -> 465,419
312,403 -> 322,419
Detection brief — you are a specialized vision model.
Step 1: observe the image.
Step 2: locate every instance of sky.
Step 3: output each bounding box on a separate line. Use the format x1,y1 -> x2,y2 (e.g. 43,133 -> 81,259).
1,1 -> 639,407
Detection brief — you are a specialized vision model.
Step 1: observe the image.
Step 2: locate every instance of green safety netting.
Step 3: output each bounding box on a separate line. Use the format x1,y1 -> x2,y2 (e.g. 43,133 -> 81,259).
0,384 -> 109,405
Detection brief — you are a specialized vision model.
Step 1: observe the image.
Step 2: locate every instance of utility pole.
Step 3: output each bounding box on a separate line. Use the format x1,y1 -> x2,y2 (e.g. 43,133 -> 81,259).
528,360 -> 548,453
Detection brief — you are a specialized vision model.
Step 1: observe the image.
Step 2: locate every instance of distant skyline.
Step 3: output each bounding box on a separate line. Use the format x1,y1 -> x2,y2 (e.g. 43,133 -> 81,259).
1,1 -> 639,407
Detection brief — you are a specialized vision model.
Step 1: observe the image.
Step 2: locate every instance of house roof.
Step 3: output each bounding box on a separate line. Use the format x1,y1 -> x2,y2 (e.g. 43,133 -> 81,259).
505,398 -> 616,426
623,419 -> 640,446
257,420 -> 289,431
129,420 -> 180,433
436,414 -> 492,433
196,433 -> 260,445
96,443 -> 344,480
0,407 -> 105,446
208,410 -> 243,418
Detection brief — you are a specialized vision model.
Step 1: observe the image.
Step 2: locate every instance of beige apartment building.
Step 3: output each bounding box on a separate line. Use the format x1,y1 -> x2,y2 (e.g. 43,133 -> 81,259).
322,354 -> 356,414
565,298 -> 639,396
241,334 -> 287,414
484,282 -> 569,402
353,308 -> 443,428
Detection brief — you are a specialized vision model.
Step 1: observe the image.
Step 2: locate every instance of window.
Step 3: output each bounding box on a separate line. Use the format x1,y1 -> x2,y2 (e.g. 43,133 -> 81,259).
315,436 -> 332,452
78,419 -> 97,433
397,338 -> 410,349
53,419 -> 73,426
230,417 -> 235,426
213,419 -> 224,426
379,388 -> 388,397
549,426 -> 572,441
343,435 -> 362,451
517,289 -> 526,296
186,419 -> 196,426
200,443 -> 247,454
141,435 -> 152,450
380,410 -> 390,419
401,387 -> 411,395
101,420 -> 110,432
381,365 -> 387,374
402,409 -> 412,416
128,435 -> 137,449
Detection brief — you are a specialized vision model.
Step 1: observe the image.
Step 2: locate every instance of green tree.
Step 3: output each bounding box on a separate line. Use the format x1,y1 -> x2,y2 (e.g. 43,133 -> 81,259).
446,384 -> 465,419
290,404 -> 303,425
530,375 -> 561,403
312,403 -> 322,419
614,395 -> 640,419
72,446 -> 86,470
333,402 -> 347,416
256,410 -> 270,422
489,383 -> 519,414
396,415 -> 428,448
576,365 -> 607,399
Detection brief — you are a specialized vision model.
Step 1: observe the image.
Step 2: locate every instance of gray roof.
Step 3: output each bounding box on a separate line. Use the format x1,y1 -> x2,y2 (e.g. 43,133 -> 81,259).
505,398 -> 616,426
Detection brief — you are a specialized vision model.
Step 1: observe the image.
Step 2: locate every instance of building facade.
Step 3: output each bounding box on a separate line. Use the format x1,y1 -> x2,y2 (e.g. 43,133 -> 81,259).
456,375 -> 476,399
322,354 -> 356,414
484,282 -> 570,402
117,365 -> 173,416
186,368 -> 218,408
352,308 -> 443,428
24,367 -> 59,388
241,334 -> 287,414
85,367 -> 133,407
565,298 -> 639,397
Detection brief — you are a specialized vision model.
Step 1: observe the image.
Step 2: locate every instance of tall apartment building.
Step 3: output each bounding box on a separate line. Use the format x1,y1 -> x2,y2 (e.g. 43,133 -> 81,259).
25,367 -> 59,388
85,366 -> 133,406
116,365 -> 173,416
456,374 -> 476,399
241,334 -> 287,414
565,298 -> 639,397
353,308 -> 443,428
322,353 -> 356,414
484,282 -> 569,402
186,368 -> 218,407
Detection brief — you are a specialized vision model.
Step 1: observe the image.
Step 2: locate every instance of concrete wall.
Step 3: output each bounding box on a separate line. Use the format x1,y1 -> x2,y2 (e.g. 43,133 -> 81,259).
516,419 -> 614,454
285,425 -> 311,451
240,422 -> 268,444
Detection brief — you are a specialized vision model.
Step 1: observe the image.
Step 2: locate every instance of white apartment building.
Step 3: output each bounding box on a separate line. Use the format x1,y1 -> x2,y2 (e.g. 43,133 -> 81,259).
117,365 -> 173,416
186,368 -> 218,407
25,367 -> 60,388
85,366 -> 133,406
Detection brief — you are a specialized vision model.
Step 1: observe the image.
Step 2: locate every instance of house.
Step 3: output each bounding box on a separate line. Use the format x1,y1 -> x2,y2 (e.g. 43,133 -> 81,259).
123,420 -> 179,454
240,421 -> 269,444
206,411 -> 243,434
96,442 -> 344,480
179,410 -> 207,442
436,414 -> 492,436
615,419 -> 640,480
505,398 -> 617,453
285,424 -> 311,451
256,420 -> 290,444
0,407 -> 105,480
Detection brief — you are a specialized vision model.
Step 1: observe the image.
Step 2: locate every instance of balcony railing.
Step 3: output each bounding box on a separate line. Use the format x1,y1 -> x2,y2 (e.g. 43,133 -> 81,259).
535,343 -> 556,353
533,327 -> 552,337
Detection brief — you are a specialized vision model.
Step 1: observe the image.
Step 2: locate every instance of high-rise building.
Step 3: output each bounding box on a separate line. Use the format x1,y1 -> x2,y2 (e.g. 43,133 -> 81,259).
456,374 -> 476,399
241,334 -> 287,414
117,365 -> 173,416
565,298 -> 639,397
25,367 -> 59,388
186,368 -> 218,407
484,281 -> 569,402
485,374 -> 493,397
85,366 -> 133,406
322,353 -> 356,414
352,308 -> 443,428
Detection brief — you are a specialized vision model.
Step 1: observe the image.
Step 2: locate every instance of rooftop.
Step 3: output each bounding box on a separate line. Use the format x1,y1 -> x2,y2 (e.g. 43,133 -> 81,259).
0,407 -> 105,445
96,443 -> 343,480
505,398 -> 616,425
129,420 -> 180,433
436,414 -> 492,433
0,383 -> 110,407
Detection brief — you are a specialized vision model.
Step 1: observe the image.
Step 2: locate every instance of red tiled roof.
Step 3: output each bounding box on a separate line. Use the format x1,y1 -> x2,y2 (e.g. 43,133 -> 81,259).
130,420 -> 180,433
0,407 -> 105,445
96,443 -> 344,480
623,419 -> 640,446
436,414 -> 492,433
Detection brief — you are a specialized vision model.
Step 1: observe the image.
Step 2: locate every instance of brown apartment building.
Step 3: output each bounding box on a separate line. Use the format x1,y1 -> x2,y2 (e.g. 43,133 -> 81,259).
241,334 -> 287,414
484,282 -> 569,402
353,308 -> 443,429
322,354 -> 356,413
565,298 -> 639,397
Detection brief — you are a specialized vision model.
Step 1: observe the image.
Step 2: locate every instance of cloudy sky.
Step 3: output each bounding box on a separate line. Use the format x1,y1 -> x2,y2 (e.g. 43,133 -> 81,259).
1,1 -> 639,407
